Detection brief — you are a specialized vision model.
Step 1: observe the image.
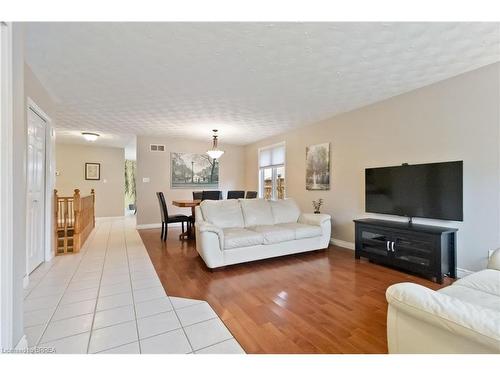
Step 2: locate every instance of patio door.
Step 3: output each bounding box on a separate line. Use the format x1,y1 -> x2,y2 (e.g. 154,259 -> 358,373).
258,143 -> 286,200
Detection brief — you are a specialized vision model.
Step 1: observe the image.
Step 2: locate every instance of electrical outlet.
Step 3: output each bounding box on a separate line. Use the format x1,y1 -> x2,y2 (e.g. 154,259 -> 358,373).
142,177 -> 150,183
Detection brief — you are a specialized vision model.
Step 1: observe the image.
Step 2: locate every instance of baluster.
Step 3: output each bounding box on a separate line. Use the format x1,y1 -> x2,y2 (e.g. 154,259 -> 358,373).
91,189 -> 95,228
54,189 -> 59,254
73,189 -> 81,252
63,197 -> 69,254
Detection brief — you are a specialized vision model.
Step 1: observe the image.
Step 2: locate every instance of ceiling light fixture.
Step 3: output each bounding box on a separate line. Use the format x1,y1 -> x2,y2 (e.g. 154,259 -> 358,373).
206,129 -> 224,159
82,132 -> 100,142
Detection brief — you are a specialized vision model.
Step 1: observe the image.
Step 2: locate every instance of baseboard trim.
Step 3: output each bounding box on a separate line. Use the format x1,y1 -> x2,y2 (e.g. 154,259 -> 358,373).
136,222 -> 182,230
456,268 -> 475,279
14,335 -> 27,350
330,238 -> 355,250
136,223 -> 162,230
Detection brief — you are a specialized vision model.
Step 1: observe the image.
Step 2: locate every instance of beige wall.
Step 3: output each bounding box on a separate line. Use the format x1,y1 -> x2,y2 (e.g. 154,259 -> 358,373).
245,63 -> 500,272
56,143 -> 125,217
25,64 -> 56,118
136,136 -> 245,225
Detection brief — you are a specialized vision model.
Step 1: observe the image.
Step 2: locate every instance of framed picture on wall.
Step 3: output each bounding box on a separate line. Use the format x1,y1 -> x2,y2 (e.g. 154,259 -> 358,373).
85,163 -> 101,180
170,152 -> 219,188
306,143 -> 330,190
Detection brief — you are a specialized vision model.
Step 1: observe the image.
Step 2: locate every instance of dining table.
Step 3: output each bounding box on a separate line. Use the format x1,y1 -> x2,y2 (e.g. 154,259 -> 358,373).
172,199 -> 201,240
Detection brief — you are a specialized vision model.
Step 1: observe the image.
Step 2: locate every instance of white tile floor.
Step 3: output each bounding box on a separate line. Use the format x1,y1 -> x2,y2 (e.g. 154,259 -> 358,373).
23,217 -> 245,354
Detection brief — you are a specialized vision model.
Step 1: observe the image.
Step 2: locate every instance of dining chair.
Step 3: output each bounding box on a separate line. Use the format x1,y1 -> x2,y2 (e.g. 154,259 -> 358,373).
192,191 -> 203,200
201,190 -> 222,201
245,191 -> 258,199
156,192 -> 190,241
227,190 -> 245,199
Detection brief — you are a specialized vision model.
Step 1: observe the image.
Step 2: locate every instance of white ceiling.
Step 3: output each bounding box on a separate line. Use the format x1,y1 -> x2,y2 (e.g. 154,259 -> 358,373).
25,22 -> 500,147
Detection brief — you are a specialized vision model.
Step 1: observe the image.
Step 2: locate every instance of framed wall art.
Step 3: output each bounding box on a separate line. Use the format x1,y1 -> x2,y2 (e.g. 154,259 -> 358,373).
170,152 -> 219,189
306,143 -> 330,190
85,162 -> 101,181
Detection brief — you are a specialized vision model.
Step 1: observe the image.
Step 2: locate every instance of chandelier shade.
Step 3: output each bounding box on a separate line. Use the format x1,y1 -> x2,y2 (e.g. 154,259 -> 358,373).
206,129 -> 224,159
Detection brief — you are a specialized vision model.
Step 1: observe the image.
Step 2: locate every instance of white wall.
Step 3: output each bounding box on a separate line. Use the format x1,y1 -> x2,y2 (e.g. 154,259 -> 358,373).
136,135 -> 245,225
11,22 -> 26,349
56,143 -> 125,217
245,63 -> 500,272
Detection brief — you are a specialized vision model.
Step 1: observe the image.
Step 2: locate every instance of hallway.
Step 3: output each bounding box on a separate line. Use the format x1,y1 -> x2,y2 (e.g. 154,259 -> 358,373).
22,217 -> 243,354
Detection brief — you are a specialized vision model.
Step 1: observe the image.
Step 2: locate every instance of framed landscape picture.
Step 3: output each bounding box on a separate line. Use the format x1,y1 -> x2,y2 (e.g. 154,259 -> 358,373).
306,143 -> 330,190
171,152 -> 219,189
85,163 -> 101,180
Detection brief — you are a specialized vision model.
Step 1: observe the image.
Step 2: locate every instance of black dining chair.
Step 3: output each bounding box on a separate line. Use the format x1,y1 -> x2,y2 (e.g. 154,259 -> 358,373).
192,191 -> 203,200
227,190 -> 245,199
156,192 -> 190,241
201,190 -> 222,201
245,191 -> 258,199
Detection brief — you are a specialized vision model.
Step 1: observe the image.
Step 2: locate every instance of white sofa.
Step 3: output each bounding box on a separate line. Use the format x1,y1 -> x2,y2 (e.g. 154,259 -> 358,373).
194,198 -> 331,268
386,248 -> 500,353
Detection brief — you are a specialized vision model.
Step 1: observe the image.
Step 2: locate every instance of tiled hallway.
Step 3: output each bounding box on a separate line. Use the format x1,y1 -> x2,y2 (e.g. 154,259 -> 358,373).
23,217 -> 244,354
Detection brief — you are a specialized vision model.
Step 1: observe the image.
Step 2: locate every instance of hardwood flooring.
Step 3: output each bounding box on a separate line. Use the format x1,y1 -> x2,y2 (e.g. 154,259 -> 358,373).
139,227 -> 451,354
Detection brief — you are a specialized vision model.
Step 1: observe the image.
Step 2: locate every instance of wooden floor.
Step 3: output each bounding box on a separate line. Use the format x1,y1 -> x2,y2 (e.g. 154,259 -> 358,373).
139,227 -> 451,354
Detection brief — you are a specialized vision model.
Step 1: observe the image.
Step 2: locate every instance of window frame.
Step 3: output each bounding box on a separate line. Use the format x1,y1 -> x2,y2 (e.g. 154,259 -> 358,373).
257,142 -> 286,200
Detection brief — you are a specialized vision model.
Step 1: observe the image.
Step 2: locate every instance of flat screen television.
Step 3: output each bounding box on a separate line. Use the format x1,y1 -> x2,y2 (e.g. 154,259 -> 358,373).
365,161 -> 463,221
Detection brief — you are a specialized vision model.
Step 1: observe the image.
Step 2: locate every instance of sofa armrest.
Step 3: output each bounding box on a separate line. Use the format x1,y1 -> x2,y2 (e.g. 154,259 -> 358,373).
386,283 -> 500,352
298,213 -> 331,226
487,248 -> 500,271
197,221 -> 224,246
195,220 -> 224,268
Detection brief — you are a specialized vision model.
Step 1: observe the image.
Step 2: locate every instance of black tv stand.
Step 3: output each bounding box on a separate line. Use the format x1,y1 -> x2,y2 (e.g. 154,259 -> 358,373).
354,219 -> 457,284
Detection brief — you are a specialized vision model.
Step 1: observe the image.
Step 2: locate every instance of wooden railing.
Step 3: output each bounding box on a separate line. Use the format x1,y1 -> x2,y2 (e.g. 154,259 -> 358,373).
54,188 -> 95,255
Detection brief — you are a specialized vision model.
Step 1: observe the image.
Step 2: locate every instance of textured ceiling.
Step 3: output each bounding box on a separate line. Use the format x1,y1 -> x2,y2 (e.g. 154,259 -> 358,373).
25,22 -> 500,147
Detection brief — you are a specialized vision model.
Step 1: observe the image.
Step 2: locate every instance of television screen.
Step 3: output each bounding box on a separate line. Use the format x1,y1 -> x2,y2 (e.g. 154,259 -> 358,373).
365,161 -> 463,221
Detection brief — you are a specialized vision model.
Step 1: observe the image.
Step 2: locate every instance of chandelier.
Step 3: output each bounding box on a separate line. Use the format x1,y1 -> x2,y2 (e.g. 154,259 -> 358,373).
206,129 -> 224,159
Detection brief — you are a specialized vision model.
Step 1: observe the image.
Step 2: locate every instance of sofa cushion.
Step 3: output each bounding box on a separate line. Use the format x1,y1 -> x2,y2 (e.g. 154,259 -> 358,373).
223,228 -> 264,250
240,199 -> 274,227
452,269 -> 500,297
439,285 -> 500,313
200,200 -> 244,229
270,199 -> 301,224
249,225 -> 295,244
279,222 -> 322,240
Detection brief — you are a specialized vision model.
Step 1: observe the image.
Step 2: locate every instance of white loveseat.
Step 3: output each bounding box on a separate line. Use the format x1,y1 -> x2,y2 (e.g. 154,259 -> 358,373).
386,249 -> 500,353
194,198 -> 331,268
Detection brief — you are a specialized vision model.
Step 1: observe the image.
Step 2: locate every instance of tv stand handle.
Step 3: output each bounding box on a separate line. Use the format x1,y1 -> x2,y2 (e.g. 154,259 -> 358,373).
391,241 -> 395,252
386,241 -> 390,251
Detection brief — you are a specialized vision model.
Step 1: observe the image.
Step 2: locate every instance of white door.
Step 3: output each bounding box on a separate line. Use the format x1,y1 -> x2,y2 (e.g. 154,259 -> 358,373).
26,107 -> 46,273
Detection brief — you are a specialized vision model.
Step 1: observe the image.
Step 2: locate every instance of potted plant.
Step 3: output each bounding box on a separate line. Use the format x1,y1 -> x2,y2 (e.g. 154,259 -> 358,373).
312,198 -> 324,214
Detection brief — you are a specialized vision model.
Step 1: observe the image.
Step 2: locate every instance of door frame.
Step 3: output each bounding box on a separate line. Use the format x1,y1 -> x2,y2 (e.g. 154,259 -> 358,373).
0,21 -> 14,350
25,97 -> 55,282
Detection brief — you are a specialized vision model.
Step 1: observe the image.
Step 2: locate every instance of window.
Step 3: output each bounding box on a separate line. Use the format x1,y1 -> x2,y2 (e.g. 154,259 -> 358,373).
258,143 -> 285,200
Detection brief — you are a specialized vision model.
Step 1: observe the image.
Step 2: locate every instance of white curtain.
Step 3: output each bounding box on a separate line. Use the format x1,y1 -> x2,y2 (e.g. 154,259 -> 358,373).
259,144 -> 285,168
